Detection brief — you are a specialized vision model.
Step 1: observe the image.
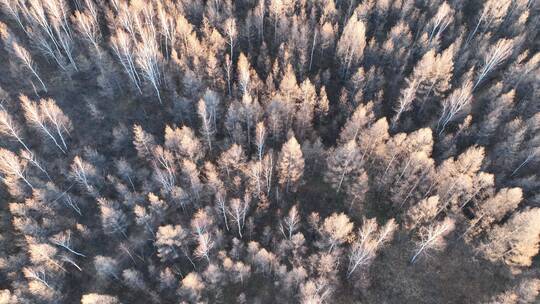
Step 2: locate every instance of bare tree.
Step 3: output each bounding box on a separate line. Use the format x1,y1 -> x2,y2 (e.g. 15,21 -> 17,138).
410,217 -> 455,263
111,29 -> 142,93
228,197 -> 250,238
50,230 -> 85,257
438,76 -> 473,135
255,121 -> 266,161
336,12 -> 366,78
70,155 -> 96,192
40,98 -> 71,151
194,232 -> 214,262
280,204 -> 300,240
10,42 -> 47,91
347,218 -> 397,278
0,148 -> 32,189
427,2 -> 454,43
197,99 -> 215,153
465,0 -> 512,46
224,18 -> 237,61
0,108 -> 48,177
72,7 -> 101,57
474,38 -> 514,90
20,95 -> 65,153
136,28 -> 162,103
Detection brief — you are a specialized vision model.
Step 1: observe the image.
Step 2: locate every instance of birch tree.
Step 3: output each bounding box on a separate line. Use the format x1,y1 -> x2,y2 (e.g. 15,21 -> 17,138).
427,2 -> 454,43
347,218 -> 397,278
280,204 -> 300,240
197,99 -> 214,152
40,98 -> 71,151
20,95 -> 65,153
465,0 -> 512,45
410,217 -> 455,263
0,108 -> 48,177
224,18 -> 237,61
137,28 -> 163,103
111,29 -> 142,93
72,7 -> 101,57
10,42 -> 47,91
336,12 -> 366,78
438,77 -> 473,134
0,148 -> 33,189
474,38 -> 514,90
228,197 -> 250,238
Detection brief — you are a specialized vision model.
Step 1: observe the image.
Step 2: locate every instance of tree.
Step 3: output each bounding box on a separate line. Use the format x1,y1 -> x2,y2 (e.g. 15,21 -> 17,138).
197,99 -> 215,152
336,12 -> 366,78
178,272 -> 204,301
278,136 -> 305,193
20,95 -> 66,153
181,159 -> 203,202
39,98 -> 72,151
479,208 -> 540,267
0,108 -> 49,177
324,140 -> 362,194
438,76 -> 473,134
474,38 -> 514,90
339,102 -> 375,143
484,278 -> 540,304
237,52 -> 251,94
111,29 -> 141,92
133,125 -> 155,158
165,125 -> 203,162
122,268 -> 146,291
10,42 -> 47,91
70,155 -> 97,193
72,5 -> 101,57
94,256 -> 119,280
228,197 -> 250,238
136,28 -> 162,103
155,225 -> 186,261
465,188 -> 522,240
410,217 -> 455,263
81,294 -> 120,304
347,218 -> 397,278
280,204 -> 300,240
224,18 -> 237,61
320,212 -> 354,252
404,196 -> 439,231
98,198 -> 128,239
0,148 -> 32,189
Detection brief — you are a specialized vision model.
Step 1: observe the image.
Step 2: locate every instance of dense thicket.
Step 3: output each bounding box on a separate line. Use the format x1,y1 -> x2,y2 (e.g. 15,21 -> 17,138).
0,0 -> 539,303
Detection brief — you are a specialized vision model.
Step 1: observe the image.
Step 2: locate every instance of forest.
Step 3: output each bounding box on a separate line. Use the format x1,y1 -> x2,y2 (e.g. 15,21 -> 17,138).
0,0 -> 538,303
